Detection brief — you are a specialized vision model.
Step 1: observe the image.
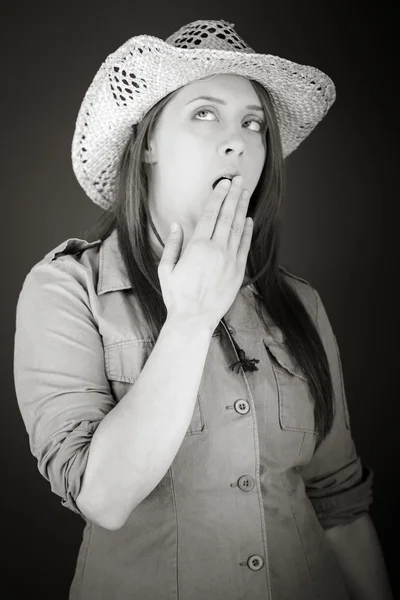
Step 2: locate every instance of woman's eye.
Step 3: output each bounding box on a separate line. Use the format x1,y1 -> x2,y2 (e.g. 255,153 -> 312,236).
194,109 -> 216,120
244,119 -> 264,132
194,109 -> 264,132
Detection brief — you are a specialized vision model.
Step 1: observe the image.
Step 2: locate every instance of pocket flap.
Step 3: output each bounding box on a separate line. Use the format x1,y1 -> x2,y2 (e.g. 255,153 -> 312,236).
105,340 -> 154,383
263,330 -> 307,382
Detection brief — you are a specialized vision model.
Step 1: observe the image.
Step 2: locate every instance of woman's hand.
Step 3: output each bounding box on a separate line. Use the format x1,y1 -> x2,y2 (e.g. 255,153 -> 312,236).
158,175 -> 253,331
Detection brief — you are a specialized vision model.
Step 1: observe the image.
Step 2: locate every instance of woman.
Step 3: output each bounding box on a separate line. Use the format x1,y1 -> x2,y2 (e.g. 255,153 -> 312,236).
13,18 -> 393,600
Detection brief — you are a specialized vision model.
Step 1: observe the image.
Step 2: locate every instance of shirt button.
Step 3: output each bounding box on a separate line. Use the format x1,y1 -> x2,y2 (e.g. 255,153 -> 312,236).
227,325 -> 236,336
237,475 -> 255,491
247,555 -> 264,571
234,399 -> 250,415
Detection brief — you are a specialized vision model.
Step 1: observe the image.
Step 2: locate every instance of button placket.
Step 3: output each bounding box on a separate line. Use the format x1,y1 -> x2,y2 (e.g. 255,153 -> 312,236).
222,319 -> 267,582
234,474 -> 263,572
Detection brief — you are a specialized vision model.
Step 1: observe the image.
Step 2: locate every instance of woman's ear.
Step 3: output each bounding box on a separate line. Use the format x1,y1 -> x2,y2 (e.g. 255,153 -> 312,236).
143,143 -> 157,164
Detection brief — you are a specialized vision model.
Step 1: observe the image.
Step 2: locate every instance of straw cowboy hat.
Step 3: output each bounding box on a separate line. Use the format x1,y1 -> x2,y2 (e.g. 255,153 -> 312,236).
71,18 -> 336,210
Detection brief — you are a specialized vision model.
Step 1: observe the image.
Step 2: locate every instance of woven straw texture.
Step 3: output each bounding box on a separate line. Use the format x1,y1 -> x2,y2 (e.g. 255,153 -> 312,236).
71,19 -> 336,209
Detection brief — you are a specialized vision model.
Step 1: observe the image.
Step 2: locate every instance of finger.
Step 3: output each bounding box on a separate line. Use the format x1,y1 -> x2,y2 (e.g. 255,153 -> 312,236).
192,178 -> 232,240
212,176 -> 244,244
227,189 -> 251,253
236,217 -> 254,271
158,223 -> 183,277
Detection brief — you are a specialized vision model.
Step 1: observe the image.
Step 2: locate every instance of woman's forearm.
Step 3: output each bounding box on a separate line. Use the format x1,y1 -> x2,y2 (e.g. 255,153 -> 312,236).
324,513 -> 394,600
76,313 -> 214,530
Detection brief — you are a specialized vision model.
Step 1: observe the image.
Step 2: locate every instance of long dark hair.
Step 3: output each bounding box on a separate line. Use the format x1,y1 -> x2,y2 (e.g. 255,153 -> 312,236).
83,79 -> 334,447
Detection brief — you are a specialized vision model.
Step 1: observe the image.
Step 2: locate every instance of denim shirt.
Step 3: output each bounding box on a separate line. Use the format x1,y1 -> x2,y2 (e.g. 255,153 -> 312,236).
13,228 -> 373,600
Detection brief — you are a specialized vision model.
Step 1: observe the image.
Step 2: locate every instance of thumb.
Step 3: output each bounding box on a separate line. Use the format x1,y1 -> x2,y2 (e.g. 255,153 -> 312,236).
158,223 -> 183,275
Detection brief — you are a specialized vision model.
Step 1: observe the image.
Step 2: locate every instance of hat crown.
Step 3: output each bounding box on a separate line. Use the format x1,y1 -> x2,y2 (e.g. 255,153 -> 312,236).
165,19 -> 254,53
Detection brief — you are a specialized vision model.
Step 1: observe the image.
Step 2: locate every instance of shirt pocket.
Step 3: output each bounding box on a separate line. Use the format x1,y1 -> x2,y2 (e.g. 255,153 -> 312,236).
262,334 -> 316,434
104,340 -> 205,436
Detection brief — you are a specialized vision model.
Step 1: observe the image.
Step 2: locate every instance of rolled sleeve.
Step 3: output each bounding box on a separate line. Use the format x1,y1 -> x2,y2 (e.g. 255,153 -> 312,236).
298,288 -> 374,529
13,257 -> 115,516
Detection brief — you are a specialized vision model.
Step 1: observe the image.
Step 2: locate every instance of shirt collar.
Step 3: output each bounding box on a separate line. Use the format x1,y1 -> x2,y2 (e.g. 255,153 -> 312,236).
97,228 -> 132,295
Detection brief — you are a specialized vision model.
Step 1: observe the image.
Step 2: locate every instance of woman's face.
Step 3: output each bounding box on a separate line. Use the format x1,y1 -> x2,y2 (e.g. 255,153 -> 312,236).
144,74 -> 267,257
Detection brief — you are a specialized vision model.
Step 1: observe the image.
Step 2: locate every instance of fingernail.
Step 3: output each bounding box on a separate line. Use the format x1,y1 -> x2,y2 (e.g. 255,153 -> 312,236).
219,178 -> 231,188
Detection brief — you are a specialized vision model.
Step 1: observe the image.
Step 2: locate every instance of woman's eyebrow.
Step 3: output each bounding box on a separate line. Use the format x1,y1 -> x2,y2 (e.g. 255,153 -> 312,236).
185,95 -> 264,112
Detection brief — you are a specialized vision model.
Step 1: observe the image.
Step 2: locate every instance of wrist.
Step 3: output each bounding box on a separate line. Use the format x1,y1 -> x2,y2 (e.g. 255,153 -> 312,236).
165,312 -> 216,338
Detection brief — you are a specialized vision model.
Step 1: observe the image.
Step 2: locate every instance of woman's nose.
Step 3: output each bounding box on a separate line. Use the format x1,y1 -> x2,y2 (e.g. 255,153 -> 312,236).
219,133 -> 246,156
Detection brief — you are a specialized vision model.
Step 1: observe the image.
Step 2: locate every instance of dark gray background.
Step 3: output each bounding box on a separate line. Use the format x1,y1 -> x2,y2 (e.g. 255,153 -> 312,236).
3,1 -> 398,598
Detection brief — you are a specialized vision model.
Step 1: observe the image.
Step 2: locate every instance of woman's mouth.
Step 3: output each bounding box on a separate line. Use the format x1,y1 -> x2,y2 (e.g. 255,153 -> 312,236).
212,176 -> 233,190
